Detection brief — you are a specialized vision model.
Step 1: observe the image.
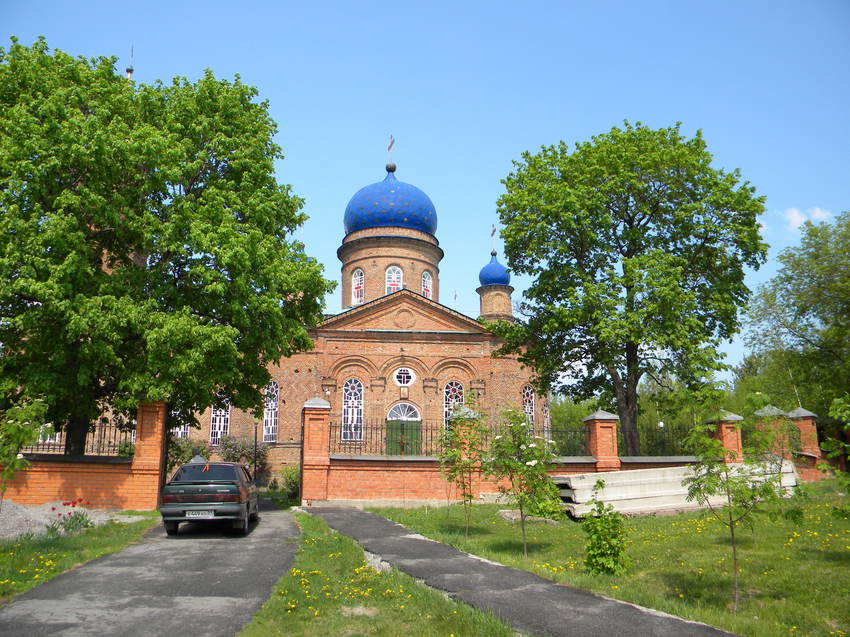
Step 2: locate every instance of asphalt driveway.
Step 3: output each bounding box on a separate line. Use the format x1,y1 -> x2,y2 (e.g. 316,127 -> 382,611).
0,501 -> 299,637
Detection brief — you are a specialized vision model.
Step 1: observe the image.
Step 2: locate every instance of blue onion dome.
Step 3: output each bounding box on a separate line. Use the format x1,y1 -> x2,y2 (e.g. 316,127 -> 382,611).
343,164 -> 438,236
479,250 -> 511,286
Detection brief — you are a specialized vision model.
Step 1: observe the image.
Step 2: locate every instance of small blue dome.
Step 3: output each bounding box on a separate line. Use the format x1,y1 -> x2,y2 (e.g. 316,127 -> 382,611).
343,167 -> 437,236
479,251 -> 511,286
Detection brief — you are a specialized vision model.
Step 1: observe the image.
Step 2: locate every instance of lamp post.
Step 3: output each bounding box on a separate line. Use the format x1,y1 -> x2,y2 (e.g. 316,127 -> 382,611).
253,418 -> 258,481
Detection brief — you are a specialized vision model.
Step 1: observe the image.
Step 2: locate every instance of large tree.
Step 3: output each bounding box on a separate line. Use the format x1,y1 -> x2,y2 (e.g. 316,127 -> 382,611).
0,38 -> 334,454
495,122 -> 766,454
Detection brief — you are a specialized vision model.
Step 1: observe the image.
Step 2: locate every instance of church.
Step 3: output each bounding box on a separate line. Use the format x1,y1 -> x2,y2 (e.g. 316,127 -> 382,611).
184,162 -> 547,472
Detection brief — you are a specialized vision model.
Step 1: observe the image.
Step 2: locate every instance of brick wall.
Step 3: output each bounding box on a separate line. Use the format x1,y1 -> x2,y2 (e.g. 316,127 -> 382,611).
2,401 -> 167,510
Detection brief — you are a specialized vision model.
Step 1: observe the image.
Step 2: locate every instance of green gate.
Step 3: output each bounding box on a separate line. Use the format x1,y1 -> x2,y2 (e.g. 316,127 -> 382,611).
385,419 -> 422,455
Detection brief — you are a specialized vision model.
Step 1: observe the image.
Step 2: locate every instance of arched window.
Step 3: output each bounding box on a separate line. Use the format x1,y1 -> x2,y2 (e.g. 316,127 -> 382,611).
263,380 -> 279,443
387,402 -> 421,421
543,399 -> 551,439
351,268 -> 365,306
342,379 -> 364,441
421,271 -> 433,299
210,400 -> 230,446
385,266 -> 403,294
522,385 -> 535,423
444,381 -> 464,425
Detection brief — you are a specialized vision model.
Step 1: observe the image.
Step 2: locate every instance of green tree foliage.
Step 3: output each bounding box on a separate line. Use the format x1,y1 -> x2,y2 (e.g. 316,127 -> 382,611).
683,418 -> 794,612
495,122 -> 766,455
582,480 -> 630,575
747,211 -> 850,439
0,38 -> 334,454
438,406 -> 487,537
487,409 -> 562,556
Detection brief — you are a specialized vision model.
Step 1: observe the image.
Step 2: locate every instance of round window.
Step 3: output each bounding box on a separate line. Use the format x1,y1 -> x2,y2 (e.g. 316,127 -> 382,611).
393,367 -> 415,386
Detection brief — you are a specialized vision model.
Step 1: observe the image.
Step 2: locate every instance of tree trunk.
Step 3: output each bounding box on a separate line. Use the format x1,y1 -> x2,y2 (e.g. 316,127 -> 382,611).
610,361 -> 642,456
64,414 -> 89,456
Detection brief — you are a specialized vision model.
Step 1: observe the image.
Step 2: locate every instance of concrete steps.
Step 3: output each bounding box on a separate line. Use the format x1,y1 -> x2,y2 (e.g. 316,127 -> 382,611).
553,460 -> 797,518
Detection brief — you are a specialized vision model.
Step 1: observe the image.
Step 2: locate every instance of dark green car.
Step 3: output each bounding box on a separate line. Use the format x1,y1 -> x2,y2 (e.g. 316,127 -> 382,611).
159,461 -> 259,536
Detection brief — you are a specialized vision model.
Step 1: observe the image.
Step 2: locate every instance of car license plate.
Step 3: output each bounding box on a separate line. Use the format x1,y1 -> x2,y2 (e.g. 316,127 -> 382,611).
185,510 -> 213,519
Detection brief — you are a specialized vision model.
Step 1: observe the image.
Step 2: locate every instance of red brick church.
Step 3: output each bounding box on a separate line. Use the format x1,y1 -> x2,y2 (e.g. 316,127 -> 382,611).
184,162 -> 546,471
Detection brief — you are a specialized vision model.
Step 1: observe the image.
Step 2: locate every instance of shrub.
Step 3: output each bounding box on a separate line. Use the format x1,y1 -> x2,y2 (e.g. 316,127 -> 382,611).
582,480 -> 630,575
117,440 -> 135,457
217,435 -> 270,476
166,436 -> 211,472
268,465 -> 301,507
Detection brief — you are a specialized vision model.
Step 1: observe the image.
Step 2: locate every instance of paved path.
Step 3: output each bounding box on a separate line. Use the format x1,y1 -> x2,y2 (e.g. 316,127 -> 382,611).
0,502 -> 299,637
310,507 -> 733,637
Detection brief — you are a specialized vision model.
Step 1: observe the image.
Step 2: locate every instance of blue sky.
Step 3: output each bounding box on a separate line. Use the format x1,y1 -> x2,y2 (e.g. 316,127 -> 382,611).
3,0 -> 849,373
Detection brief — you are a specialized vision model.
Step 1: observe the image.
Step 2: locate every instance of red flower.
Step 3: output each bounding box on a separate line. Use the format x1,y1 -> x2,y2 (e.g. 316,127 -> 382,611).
77,497 -> 83,503
62,501 -> 69,506
71,503 -> 76,507
57,513 -> 62,517
51,507 -> 56,511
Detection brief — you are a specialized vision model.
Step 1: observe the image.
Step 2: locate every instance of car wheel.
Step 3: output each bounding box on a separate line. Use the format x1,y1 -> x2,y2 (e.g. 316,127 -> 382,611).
164,521 -> 179,536
233,508 -> 249,535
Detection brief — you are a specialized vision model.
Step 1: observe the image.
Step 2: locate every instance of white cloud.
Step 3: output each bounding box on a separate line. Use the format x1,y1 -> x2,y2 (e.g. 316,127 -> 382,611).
782,207 -> 832,231
810,207 -> 832,221
784,208 -> 806,230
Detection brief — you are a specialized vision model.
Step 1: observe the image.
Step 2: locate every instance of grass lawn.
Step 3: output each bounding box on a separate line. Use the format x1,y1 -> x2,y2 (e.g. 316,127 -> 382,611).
371,480 -> 850,636
0,512 -> 159,602
240,511 -> 515,637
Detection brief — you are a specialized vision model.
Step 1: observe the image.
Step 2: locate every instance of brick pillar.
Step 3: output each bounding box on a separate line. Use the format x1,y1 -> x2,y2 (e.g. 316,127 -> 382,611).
786,407 -> 820,457
583,410 -> 621,472
787,406 -> 823,481
754,404 -> 792,458
706,411 -> 743,463
132,401 -> 168,509
301,397 -> 331,505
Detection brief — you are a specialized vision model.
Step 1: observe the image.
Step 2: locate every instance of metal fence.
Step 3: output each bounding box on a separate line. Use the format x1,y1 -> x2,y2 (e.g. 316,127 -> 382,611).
617,421 -> 695,456
21,422 -> 136,456
328,420 -> 589,457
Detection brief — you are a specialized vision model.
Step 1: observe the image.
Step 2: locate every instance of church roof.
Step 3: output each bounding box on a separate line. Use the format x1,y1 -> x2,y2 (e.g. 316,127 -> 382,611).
343,165 -> 437,236
478,251 -> 511,286
318,288 -> 487,334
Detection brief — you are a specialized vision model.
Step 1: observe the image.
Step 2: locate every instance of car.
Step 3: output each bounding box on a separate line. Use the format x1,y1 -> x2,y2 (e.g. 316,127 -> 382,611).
159,460 -> 259,536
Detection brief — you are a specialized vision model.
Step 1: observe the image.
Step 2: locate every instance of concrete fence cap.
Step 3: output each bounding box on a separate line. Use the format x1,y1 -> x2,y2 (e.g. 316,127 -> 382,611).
754,405 -> 786,418
704,410 -> 744,424
786,406 -> 818,419
582,409 -> 619,422
303,397 -> 331,409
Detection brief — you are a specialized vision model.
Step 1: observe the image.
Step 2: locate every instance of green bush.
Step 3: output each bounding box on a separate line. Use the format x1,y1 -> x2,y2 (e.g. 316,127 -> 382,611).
582,479 -> 630,575
268,465 -> 301,507
117,440 -> 135,457
217,435 -> 270,476
166,436 -> 211,471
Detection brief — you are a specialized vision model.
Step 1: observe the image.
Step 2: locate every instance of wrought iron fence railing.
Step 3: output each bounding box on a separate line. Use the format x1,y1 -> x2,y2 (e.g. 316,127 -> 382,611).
21,423 -> 136,456
617,421 -> 695,456
328,420 -> 589,458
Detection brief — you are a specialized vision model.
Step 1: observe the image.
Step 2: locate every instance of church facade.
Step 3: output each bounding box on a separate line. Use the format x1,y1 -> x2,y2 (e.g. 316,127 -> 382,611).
184,163 -> 546,473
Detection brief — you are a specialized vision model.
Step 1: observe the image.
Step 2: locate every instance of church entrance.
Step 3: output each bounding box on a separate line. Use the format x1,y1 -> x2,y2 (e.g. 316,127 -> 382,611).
386,402 -> 421,455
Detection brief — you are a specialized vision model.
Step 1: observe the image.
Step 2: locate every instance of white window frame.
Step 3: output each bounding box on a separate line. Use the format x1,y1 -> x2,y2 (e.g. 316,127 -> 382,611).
443,381 -> 464,426
385,265 -> 403,295
263,380 -> 279,443
393,367 -> 415,387
342,378 -> 364,441
421,270 -> 433,299
351,268 -> 365,306
210,401 -> 230,446
387,402 -> 421,421
522,385 -> 535,423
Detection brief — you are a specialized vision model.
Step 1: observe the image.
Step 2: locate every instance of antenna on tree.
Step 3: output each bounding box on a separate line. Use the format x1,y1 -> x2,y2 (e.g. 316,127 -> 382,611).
126,45 -> 134,80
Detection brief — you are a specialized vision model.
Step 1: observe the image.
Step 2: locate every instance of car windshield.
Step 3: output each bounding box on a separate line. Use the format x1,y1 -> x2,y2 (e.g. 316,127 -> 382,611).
171,464 -> 238,483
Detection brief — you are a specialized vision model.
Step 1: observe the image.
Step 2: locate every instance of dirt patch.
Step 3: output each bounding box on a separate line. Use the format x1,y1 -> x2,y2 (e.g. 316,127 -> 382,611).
0,499 -> 149,540
340,605 -> 379,617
